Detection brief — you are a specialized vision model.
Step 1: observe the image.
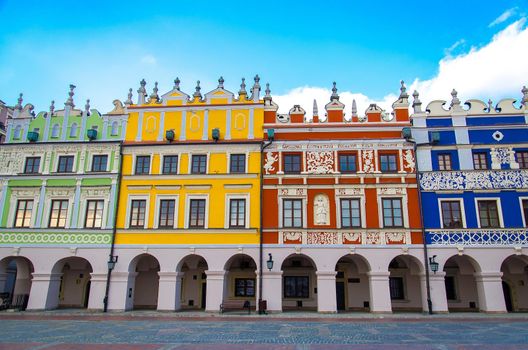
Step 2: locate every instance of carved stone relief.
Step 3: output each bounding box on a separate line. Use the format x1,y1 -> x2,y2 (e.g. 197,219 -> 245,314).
306,151 -> 335,174
313,194 -> 330,225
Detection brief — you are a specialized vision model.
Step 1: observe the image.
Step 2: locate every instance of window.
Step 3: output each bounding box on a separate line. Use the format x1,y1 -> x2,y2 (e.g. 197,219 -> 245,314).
129,200 -> 146,228
230,154 -> 246,173
135,155 -> 150,175
51,124 -> 60,138
14,200 -> 33,228
162,155 -> 178,174
339,154 -> 357,173
382,198 -> 403,227
380,154 -> 398,172
235,278 -> 255,297
111,121 -> 119,136
24,157 -> 40,174
283,199 -> 302,228
49,200 -> 68,228
229,199 -> 246,228
69,123 -> 78,138
438,154 -> 452,171
189,199 -> 206,228
158,199 -> 175,228
389,277 -> 404,300
523,200 -> 528,227
445,276 -> 457,300
340,198 -> 361,228
283,154 -> 301,174
473,152 -> 488,170
517,151 -> 528,169
91,155 -> 108,172
284,276 -> 309,298
441,201 -> 463,228
478,200 -> 500,228
57,156 -> 74,173
191,155 -> 207,174
85,200 -> 104,228
13,125 -> 21,139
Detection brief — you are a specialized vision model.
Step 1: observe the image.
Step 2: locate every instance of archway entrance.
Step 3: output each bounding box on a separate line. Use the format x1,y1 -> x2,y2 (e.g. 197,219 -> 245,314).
224,254 -> 257,309
53,257 -> 93,309
281,254 -> 317,311
177,255 -> 208,310
0,256 -> 33,310
335,255 -> 370,312
388,255 -> 424,312
443,255 -> 480,312
131,254 -> 160,310
501,255 -> 528,312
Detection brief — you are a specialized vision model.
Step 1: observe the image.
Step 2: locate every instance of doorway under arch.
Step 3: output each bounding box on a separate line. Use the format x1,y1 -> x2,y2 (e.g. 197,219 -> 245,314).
130,254 -> 160,310
388,255 -> 424,312
281,254 -> 317,311
443,255 -> 481,312
224,254 -> 257,309
52,257 -> 93,309
177,255 -> 208,310
335,254 -> 371,312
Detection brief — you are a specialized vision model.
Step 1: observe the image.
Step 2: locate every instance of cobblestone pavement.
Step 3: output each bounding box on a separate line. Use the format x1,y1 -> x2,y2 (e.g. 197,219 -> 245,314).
0,312 -> 527,349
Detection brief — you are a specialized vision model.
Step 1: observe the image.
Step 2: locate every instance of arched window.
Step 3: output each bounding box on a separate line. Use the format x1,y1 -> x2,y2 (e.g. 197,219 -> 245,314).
111,121 -> 119,136
51,124 -> 60,138
69,123 -> 78,138
13,125 -> 21,139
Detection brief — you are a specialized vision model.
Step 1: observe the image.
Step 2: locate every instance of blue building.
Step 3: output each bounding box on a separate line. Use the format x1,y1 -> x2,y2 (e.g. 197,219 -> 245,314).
411,87 -> 528,313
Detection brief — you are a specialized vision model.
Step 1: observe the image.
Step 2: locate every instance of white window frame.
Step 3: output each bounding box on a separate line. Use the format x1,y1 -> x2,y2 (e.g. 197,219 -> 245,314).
110,121 -> 119,136
184,194 -> 209,229
160,153 -> 180,175
227,152 -> 249,174
336,196 -> 365,229
520,197 -> 528,228
23,154 -> 44,174
377,194 -> 408,228
45,197 -> 73,229
224,193 -> 250,229
153,194 -> 179,229
51,123 -> 60,138
9,197 -> 37,229
279,197 -> 306,229
13,125 -> 22,139
88,152 -> 111,172
69,123 -> 78,138
438,198 -> 467,229
188,152 -> 210,175
475,197 -> 504,229
55,152 -> 77,173
132,153 -> 153,175
125,195 -> 150,229
80,197 -> 108,229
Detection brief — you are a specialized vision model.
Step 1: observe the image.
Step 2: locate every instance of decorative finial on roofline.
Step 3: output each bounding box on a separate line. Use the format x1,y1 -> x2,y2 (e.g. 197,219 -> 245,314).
264,83 -> 271,101
85,99 -> 91,116
193,80 -> 202,99
15,93 -> 23,111
412,90 -> 422,113
351,99 -> 357,117
218,76 -> 224,89
239,78 -> 247,96
399,80 -> 408,99
49,100 -> 55,116
331,82 -> 339,100
125,88 -> 133,106
522,85 -> 528,107
174,77 -> 181,91
65,84 -> 76,107
313,99 -> 319,116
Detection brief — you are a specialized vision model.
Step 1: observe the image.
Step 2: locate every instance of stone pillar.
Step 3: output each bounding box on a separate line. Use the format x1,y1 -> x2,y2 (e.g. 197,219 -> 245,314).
157,271 -> 183,311
367,271 -> 392,313
106,271 -> 134,311
261,271 -> 283,313
316,271 -> 337,313
475,272 -> 507,313
26,273 -> 62,310
420,271 -> 448,313
205,270 -> 225,312
87,273 -> 107,310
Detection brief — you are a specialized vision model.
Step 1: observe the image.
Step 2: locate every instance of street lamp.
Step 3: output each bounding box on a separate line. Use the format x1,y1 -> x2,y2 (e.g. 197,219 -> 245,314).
266,253 -> 274,271
107,255 -> 118,270
429,255 -> 439,274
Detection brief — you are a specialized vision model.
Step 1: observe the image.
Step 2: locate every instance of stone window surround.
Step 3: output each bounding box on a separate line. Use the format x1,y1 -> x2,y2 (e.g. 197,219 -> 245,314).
43,188 -> 75,229
224,193 -> 250,229
184,194 -> 209,229
153,194 -> 179,229
475,197 -> 504,229
125,194 -> 150,229
7,188 -> 40,228
438,198 -> 467,229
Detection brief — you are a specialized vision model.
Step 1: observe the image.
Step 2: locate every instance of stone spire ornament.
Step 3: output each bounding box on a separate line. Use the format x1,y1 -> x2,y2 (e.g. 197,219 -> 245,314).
125,88 -> 133,106
218,76 -> 224,89
193,80 -> 202,99
84,99 -> 91,116
450,89 -> 460,108
412,90 -> 422,113
65,84 -> 76,107
251,74 -> 261,102
15,93 -> 23,111
522,86 -> 528,107
331,82 -> 339,100
150,82 -> 159,102
488,99 -> 494,112
399,80 -> 409,99
351,99 -> 358,118
49,100 -> 55,117
313,99 -> 319,116
263,83 -> 272,102
138,79 -> 147,104
239,78 -> 247,97
174,77 -> 181,91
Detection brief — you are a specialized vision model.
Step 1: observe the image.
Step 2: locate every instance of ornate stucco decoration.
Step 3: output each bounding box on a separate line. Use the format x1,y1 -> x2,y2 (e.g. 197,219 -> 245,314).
306,151 -> 335,174
313,194 -> 330,225
378,187 -> 405,195
428,229 -> 528,246
279,188 -> 306,196
107,100 -> 126,115
362,150 -> 375,173
0,232 -> 112,245
403,150 -> 415,172
490,147 -> 519,170
420,170 -> 528,191
264,152 -> 278,174
307,232 -> 338,244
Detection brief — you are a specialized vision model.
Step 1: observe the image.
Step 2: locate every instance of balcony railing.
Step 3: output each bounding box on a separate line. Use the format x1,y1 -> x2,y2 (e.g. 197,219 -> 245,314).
426,228 -> 528,246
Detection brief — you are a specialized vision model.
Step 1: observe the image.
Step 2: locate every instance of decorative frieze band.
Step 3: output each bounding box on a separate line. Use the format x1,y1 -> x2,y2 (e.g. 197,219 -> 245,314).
280,230 -> 411,245
427,229 -> 528,246
0,232 -> 112,245
420,170 -> 528,191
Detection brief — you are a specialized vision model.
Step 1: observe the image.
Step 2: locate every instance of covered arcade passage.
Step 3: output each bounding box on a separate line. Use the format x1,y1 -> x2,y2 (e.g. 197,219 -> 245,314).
335,255 -> 371,312
501,255 -> 528,312
0,256 -> 33,310
281,254 -> 317,311
443,255 -> 480,312
52,257 -> 93,309
224,254 -> 257,309
388,255 -> 425,312
128,254 -> 160,310
177,255 -> 208,310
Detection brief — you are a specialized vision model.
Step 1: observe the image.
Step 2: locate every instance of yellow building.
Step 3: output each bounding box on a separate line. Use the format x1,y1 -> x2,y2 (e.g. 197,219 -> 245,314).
109,76 -> 265,312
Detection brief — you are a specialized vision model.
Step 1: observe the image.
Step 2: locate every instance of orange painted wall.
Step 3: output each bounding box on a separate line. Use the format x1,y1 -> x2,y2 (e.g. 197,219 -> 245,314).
262,189 -> 278,228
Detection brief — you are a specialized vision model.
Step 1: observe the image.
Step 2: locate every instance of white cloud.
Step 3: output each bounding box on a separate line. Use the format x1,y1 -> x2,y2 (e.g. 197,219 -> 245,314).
489,8 -> 517,27
444,39 -> 466,57
273,18 -> 528,118
140,54 -> 157,65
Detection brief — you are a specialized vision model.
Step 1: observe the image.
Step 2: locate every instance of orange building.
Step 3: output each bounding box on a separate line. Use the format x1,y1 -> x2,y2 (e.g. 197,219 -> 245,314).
261,82 -> 426,313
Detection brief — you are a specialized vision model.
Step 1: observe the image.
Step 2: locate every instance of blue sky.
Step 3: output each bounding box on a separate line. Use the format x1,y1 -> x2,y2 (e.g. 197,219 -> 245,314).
0,0 -> 527,114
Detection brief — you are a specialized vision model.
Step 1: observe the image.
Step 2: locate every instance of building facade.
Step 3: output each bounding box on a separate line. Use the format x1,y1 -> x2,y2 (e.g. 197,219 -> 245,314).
260,82 -> 428,313
412,87 -> 528,313
0,99 -> 13,143
0,86 -> 127,310
108,77 -> 265,311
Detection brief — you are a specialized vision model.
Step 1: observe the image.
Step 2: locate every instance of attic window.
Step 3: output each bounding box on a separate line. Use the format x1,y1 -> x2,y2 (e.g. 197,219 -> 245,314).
51,124 -> 60,138
111,121 -> 119,136
13,125 -> 21,139
69,123 -> 78,137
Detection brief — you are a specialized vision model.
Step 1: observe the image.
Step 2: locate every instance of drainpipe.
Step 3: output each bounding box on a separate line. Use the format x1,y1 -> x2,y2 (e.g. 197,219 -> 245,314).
258,135 -> 273,314
410,140 -> 433,315
103,141 -> 123,312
